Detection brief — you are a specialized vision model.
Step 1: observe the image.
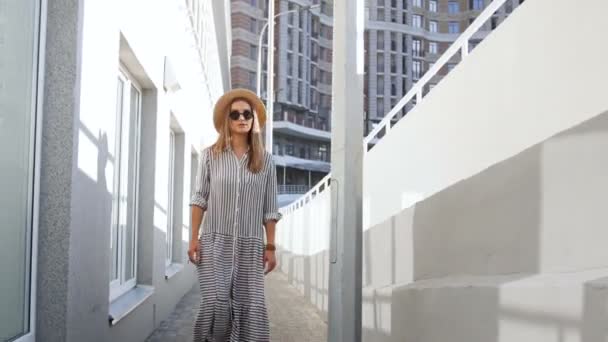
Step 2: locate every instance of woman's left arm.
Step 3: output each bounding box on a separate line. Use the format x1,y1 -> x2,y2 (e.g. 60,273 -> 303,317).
263,155 -> 282,274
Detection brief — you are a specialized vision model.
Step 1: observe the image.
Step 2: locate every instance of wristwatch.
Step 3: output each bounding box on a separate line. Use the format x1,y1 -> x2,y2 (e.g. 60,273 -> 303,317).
265,243 -> 276,251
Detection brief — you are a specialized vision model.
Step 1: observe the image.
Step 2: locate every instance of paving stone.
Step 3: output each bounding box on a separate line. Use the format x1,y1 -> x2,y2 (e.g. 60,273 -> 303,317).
146,271 -> 327,341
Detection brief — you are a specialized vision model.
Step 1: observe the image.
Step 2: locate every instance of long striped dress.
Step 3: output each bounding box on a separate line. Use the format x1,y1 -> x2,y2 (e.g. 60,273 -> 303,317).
190,146 -> 281,342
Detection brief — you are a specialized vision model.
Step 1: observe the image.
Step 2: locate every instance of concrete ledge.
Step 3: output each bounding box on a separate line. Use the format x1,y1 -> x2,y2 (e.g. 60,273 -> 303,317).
165,263 -> 184,280
362,269 -> 608,342
108,285 -> 154,326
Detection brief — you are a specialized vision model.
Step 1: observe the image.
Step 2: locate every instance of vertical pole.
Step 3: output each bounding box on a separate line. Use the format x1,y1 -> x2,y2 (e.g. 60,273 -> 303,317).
308,170 -> 311,188
265,0 -> 275,152
328,0 -> 364,341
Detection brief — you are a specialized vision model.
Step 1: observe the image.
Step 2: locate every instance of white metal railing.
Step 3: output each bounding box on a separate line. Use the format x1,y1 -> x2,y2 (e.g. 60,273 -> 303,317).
280,174 -> 331,215
363,0 -> 509,146
281,0 -> 511,214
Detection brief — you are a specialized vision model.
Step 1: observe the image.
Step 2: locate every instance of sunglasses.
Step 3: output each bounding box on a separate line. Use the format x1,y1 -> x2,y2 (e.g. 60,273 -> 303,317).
229,110 -> 254,121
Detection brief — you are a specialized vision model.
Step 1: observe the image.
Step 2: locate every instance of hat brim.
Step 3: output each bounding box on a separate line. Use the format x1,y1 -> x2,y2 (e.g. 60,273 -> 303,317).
213,88 -> 266,133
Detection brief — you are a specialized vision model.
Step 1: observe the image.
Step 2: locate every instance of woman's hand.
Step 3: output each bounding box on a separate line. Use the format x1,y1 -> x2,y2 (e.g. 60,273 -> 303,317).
188,240 -> 200,265
263,250 -> 277,275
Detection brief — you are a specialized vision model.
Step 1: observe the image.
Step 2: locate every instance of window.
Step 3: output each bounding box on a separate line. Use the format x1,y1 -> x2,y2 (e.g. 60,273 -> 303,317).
377,31 -> 384,50
288,28 -> 294,50
402,34 -> 407,53
110,68 -> 142,301
412,39 -> 422,57
448,1 -> 460,13
429,41 -> 438,54
449,21 -> 460,33
402,0 -> 407,9
429,20 -> 438,33
166,130 -> 176,267
402,56 -> 407,73
298,56 -> 304,79
286,144 -> 295,156
1,0 -> 42,339
413,60 -> 422,79
391,77 -> 397,95
287,53 -> 293,75
249,44 -> 258,60
413,0 -> 423,8
377,53 -> 385,72
390,32 -> 397,51
471,0 -> 484,10
249,71 -> 257,89
391,0 -> 397,8
378,0 -> 385,6
377,8 -> 385,21
402,12 -> 408,25
391,9 -> 398,23
377,76 -> 384,94
377,97 -> 385,116
429,0 -> 438,12
318,145 -> 328,161
250,17 -> 257,33
286,78 -> 293,101
390,54 -> 397,73
412,15 -> 422,28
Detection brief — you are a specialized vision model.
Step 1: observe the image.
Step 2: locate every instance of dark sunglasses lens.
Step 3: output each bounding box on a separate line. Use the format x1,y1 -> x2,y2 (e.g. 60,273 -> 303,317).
229,111 -> 241,120
229,110 -> 253,120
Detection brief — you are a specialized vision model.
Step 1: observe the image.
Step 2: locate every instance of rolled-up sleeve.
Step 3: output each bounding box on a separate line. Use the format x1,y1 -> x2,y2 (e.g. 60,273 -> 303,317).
190,148 -> 210,210
263,156 -> 282,223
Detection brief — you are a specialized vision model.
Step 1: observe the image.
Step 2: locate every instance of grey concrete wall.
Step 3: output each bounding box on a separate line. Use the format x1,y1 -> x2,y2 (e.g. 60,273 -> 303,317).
37,0 -> 81,340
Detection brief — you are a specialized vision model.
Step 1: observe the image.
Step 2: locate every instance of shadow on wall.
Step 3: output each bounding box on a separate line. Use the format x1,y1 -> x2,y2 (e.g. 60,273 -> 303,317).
362,110 -> 608,341
66,127 -> 114,341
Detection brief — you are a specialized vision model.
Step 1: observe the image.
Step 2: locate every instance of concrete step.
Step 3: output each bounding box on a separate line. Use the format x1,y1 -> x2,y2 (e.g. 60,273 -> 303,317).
362,268 -> 608,342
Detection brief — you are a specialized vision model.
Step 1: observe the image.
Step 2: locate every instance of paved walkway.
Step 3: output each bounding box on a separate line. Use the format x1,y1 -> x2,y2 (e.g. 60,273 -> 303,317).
146,271 -> 327,342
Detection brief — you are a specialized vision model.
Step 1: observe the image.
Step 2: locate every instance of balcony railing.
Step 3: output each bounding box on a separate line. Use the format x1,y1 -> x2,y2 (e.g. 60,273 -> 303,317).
278,184 -> 311,195
276,111 -> 329,132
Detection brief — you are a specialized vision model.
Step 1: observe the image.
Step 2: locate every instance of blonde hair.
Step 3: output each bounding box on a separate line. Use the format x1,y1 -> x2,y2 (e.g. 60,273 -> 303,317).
211,97 -> 265,173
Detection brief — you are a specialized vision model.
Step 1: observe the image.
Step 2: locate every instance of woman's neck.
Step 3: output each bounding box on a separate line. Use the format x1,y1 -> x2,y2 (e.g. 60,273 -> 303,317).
230,134 -> 249,151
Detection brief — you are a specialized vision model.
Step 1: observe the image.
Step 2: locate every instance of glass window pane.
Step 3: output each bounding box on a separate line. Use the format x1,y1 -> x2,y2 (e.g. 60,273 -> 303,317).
110,78 -> 124,283
0,0 -> 39,339
123,85 -> 140,282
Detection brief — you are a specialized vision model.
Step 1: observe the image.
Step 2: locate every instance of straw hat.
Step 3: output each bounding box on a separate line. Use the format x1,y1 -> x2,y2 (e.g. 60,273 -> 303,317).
213,88 -> 266,132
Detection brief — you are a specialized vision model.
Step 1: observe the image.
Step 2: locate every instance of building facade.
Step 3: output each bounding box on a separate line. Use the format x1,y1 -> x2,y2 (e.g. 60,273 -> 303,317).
231,0 -> 333,206
365,0 -> 523,132
1,0 -> 230,341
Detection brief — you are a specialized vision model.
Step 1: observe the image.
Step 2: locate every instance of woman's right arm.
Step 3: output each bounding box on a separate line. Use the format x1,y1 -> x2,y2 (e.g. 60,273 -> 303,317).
188,149 -> 211,264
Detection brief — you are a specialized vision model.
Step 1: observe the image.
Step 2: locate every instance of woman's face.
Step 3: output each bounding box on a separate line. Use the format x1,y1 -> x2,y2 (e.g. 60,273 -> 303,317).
228,100 -> 253,136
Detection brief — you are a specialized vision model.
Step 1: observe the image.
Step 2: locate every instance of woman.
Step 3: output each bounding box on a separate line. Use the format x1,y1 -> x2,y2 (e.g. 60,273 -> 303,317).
188,88 -> 282,342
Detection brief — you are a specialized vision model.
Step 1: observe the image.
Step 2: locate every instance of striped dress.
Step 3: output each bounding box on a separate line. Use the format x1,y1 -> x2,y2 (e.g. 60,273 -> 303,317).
190,146 -> 281,342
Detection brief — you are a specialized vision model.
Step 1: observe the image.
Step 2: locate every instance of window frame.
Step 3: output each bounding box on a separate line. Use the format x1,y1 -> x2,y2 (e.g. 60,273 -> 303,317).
429,0 -> 438,12
429,20 -> 438,33
109,66 -> 143,302
448,1 -> 460,13
412,14 -> 423,28
449,21 -> 460,34
6,0 -> 46,341
166,130 -> 176,268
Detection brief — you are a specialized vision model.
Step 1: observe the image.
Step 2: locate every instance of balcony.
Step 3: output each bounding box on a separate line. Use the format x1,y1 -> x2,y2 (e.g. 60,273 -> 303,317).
274,111 -> 331,142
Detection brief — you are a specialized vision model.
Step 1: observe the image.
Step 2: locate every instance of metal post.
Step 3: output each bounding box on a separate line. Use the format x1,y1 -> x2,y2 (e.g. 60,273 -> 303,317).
328,0 -> 364,341
265,0 -> 275,152
256,24 -> 267,97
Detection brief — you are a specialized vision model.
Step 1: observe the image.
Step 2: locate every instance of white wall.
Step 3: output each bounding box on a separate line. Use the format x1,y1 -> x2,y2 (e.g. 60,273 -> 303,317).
364,0 -> 608,230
